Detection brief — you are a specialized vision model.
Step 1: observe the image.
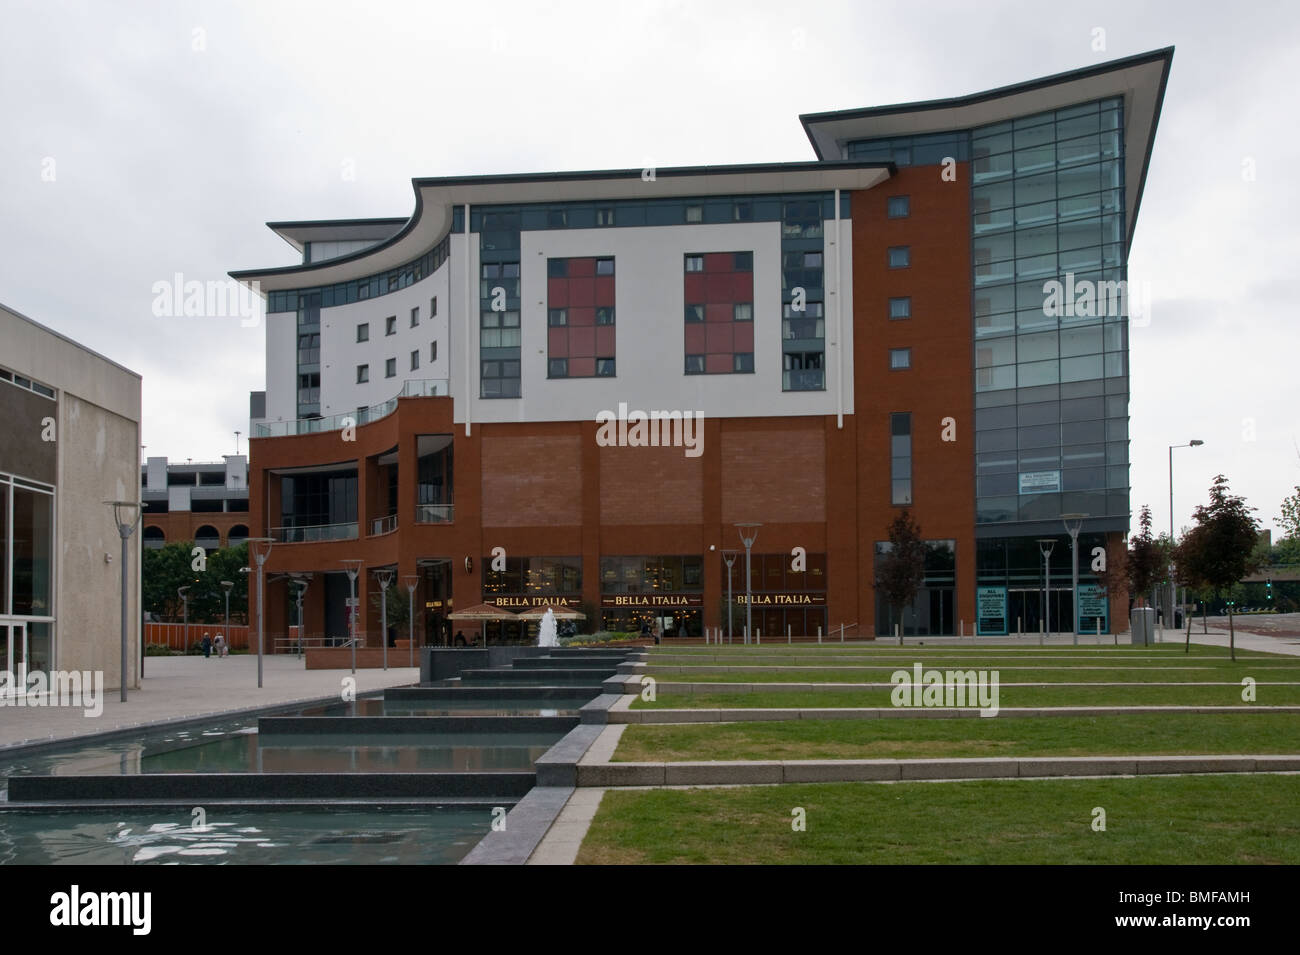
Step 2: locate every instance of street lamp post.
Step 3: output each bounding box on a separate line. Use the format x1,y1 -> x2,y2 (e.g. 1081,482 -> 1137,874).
1169,440 -> 1204,632
291,576 -> 310,659
375,570 -> 394,671
735,524 -> 761,645
341,560 -> 363,674
403,574 -> 419,669
248,538 -> 273,688
1061,514 -> 1087,646
178,586 -> 190,654
1036,539 -> 1056,642
220,579 -> 234,651
721,550 -> 738,646
106,500 -> 141,702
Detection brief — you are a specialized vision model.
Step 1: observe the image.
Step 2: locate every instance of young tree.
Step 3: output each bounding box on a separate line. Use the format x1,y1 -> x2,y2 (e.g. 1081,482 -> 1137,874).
1178,475 -> 1264,660
1091,535 -> 1129,645
875,511 -> 926,645
1173,526 -> 1210,653
1125,506 -> 1163,608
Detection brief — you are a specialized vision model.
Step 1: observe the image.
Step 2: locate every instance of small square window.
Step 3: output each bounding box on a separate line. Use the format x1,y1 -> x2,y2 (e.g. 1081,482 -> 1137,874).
804,252 -> 823,268
549,358 -> 568,378
596,357 -> 616,377
890,348 -> 911,370
733,251 -> 753,271
888,246 -> 911,268
547,210 -> 567,228
548,259 -> 567,278
734,202 -> 753,221
549,309 -> 568,327
410,307 -> 419,328
430,341 -> 437,362
501,262 -> 520,278
356,323 -> 369,343
482,264 -> 500,279
889,297 -> 912,320
887,196 -> 911,218
596,307 -> 615,325
357,364 -> 369,383
733,303 -> 753,322
430,296 -> 437,317
685,205 -> 703,223
386,316 -> 397,335
385,358 -> 396,378
595,258 -> 614,276
685,255 -> 704,273
734,352 -> 754,373
685,354 -> 705,374
684,305 -> 705,323
596,208 -> 615,226
411,349 -> 420,371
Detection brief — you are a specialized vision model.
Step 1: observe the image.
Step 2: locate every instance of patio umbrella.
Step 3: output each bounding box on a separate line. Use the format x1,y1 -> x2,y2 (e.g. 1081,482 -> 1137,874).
447,603 -> 518,646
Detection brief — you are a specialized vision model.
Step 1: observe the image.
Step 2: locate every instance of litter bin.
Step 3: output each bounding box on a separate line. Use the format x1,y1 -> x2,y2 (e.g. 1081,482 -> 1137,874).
1130,607 -> 1156,645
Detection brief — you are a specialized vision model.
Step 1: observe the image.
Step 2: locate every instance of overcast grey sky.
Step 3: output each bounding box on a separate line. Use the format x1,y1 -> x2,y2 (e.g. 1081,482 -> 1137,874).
1,0 -> 1296,538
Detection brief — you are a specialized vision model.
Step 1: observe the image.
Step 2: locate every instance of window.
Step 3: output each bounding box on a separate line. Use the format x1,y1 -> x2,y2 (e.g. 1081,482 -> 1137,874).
888,195 -> 911,218
890,348 -> 912,370
733,201 -> 753,221
734,352 -> 754,373
430,341 -> 437,362
889,297 -> 912,319
548,259 -> 567,278
411,350 -> 420,371
549,308 -> 568,327
891,412 -> 913,504
685,355 -> 705,374
547,210 -> 567,228
733,303 -> 753,322
804,252 -> 823,268
595,258 -> 614,276
385,316 -> 396,336
596,357 -> 616,377
430,296 -> 437,317
356,323 -> 369,343
385,358 -> 396,378
734,251 -> 753,271
410,307 -> 419,328
549,358 -> 568,378
888,246 -> 911,268
684,305 -> 704,323
685,255 -> 704,273
596,307 -> 615,325
596,208 -> 615,226
357,364 -> 369,383
685,205 -> 703,223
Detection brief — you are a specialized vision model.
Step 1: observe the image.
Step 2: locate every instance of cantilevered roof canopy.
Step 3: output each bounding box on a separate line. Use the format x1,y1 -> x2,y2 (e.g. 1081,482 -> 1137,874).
800,47 -> 1174,252
267,218 -> 408,256
230,160 -> 892,292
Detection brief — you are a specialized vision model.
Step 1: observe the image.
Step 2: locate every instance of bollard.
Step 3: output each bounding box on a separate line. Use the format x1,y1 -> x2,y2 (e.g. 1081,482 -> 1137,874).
960,619 -> 964,638
1039,620 -> 1044,647
817,625 -> 822,645
788,625 -> 791,644
1017,616 -> 1022,638
757,629 -> 761,645
840,623 -> 845,643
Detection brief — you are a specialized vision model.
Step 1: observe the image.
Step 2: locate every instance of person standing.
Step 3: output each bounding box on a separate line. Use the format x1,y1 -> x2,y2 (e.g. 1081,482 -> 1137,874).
213,632 -> 227,658
201,632 -> 212,659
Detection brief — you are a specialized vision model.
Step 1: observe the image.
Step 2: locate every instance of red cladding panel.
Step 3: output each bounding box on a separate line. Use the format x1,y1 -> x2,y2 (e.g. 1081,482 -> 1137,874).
568,257 -> 595,277
705,274 -> 733,303
704,253 -> 732,273
569,306 -> 595,326
548,328 -> 568,357
731,274 -> 754,303
570,326 -> 595,357
594,276 -> 615,306
733,322 -> 754,352
705,303 -> 731,323
705,353 -> 732,374
548,278 -> 568,307
569,356 -> 595,377
684,274 -> 707,302
684,325 -> 706,353
595,326 -> 616,355
705,323 -> 733,353
569,281 -> 594,307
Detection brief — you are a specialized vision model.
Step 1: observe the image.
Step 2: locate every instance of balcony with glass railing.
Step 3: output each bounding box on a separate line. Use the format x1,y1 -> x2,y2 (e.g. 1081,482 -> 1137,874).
271,522 -> 359,544
252,379 -> 448,438
415,503 -> 454,524
370,513 -> 399,536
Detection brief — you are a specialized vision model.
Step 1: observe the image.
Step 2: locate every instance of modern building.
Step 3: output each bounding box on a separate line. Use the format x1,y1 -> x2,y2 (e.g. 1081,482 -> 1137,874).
0,302 -> 143,688
232,49 -> 1172,645
141,455 -> 249,551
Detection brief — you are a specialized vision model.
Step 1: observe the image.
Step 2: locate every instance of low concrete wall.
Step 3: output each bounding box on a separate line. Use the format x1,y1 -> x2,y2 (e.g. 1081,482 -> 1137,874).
420,646 -> 552,682
305,647 -> 416,670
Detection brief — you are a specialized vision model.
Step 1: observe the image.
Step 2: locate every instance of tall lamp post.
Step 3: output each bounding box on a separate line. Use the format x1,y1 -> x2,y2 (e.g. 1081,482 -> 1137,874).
375,570 -> 394,671
735,524 -> 762,645
1061,514 -> 1088,646
721,550 -> 738,645
1169,440 -> 1204,630
341,559 -> 363,674
220,579 -> 234,650
106,500 -> 141,702
1036,538 -> 1056,641
248,538 -> 273,688
178,585 -> 191,654
403,574 -> 419,668
291,575 -> 310,659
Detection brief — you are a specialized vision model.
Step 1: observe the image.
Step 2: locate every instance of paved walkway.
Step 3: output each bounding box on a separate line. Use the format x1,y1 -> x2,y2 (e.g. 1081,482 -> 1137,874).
0,655 -> 418,749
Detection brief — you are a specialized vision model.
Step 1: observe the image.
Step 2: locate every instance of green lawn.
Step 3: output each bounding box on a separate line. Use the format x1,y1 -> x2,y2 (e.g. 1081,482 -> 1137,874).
612,712 -> 1300,762
649,643 -> 1279,660
631,683 -> 1300,709
576,774 -> 1300,864
644,662 -> 1300,684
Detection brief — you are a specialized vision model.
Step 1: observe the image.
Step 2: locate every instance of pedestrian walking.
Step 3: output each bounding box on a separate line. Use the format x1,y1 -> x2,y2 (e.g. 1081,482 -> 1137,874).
201,632 -> 212,659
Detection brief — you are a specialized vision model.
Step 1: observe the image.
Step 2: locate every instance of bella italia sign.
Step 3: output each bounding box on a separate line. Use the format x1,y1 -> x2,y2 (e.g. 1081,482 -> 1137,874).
486,596 -> 582,609
600,594 -> 704,608
735,593 -> 826,605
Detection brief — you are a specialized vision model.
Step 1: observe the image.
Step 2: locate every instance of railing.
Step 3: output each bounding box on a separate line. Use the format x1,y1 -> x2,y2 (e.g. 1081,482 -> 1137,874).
271,522 -> 359,543
370,514 -> 398,536
252,379 -> 448,438
415,504 -> 454,524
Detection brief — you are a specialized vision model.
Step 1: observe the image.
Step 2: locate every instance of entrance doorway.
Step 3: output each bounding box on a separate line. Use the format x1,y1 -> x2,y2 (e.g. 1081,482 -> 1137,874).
1008,587 -> 1075,636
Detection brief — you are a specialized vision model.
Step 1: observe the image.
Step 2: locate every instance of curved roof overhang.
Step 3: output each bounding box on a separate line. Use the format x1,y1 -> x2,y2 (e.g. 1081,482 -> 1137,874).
799,47 -> 1174,252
